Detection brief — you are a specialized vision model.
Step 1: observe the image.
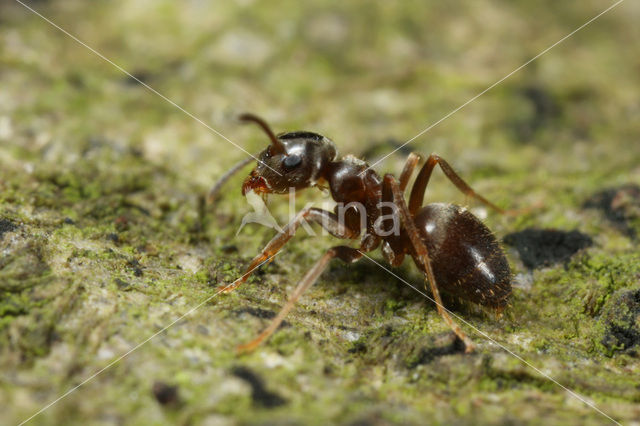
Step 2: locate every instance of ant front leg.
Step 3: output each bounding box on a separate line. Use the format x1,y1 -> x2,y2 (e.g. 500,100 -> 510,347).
237,245 -> 362,353
384,174 -> 476,353
408,153 -> 506,216
220,208 -> 358,293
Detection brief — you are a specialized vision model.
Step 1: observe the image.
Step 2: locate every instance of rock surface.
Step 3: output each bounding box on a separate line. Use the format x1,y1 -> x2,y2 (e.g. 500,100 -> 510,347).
1,1 -> 639,424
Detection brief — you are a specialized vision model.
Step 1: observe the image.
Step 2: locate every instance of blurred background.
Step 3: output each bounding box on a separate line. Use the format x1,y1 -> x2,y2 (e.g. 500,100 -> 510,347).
1,0 -> 639,424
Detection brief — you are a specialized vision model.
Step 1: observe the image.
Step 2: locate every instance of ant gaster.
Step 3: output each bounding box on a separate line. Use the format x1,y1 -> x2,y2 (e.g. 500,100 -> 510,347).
208,113 -> 512,353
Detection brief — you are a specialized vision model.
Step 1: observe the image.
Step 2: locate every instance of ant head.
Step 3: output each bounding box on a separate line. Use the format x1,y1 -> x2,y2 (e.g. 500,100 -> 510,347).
240,114 -> 337,196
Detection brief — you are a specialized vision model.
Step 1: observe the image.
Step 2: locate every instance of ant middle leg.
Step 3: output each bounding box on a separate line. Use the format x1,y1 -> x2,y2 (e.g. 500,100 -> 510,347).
384,174 -> 475,352
399,152 -> 422,191
237,245 -> 362,353
408,153 -> 505,216
220,208 -> 358,292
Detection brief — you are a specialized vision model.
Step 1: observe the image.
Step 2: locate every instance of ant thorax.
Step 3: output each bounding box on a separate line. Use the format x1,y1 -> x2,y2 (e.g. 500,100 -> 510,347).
326,156 -> 381,204
323,155 -> 385,239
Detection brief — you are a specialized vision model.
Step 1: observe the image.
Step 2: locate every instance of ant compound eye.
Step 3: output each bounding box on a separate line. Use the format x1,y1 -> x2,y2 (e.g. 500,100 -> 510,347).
282,154 -> 302,170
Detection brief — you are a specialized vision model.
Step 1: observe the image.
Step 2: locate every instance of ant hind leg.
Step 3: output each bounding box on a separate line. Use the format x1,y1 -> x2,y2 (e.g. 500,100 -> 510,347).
408,153 -> 506,216
384,174 -> 475,353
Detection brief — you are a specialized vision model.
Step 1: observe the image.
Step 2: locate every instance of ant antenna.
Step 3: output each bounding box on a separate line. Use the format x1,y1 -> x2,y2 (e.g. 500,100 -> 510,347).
207,114 -> 285,207
207,154 -> 257,205
239,113 -> 286,154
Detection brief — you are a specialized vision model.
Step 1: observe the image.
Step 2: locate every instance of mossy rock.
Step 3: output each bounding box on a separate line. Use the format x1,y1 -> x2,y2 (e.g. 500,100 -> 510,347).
1,0 -> 640,424
599,288 -> 640,356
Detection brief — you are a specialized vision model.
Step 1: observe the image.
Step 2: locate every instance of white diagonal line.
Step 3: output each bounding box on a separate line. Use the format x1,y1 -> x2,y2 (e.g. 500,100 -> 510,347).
17,253 -> 279,425
364,0 -> 626,173
13,0 -> 281,176
358,251 -> 620,425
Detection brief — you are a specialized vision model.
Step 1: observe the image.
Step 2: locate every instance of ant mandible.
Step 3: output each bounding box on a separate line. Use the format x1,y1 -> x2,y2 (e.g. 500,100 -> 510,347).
208,113 -> 511,354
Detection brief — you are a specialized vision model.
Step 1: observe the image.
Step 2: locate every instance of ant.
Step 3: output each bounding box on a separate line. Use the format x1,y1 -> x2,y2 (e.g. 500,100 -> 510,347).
208,113 -> 512,354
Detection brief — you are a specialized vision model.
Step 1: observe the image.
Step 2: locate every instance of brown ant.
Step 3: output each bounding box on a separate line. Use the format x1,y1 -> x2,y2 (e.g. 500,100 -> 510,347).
208,113 -> 512,353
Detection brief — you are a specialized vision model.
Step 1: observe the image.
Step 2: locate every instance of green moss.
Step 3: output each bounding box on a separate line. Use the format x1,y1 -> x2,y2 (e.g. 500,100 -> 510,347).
1,0 -> 640,424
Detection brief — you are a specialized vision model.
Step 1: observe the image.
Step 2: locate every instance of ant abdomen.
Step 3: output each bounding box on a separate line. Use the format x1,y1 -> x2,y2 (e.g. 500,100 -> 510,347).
412,203 -> 511,309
